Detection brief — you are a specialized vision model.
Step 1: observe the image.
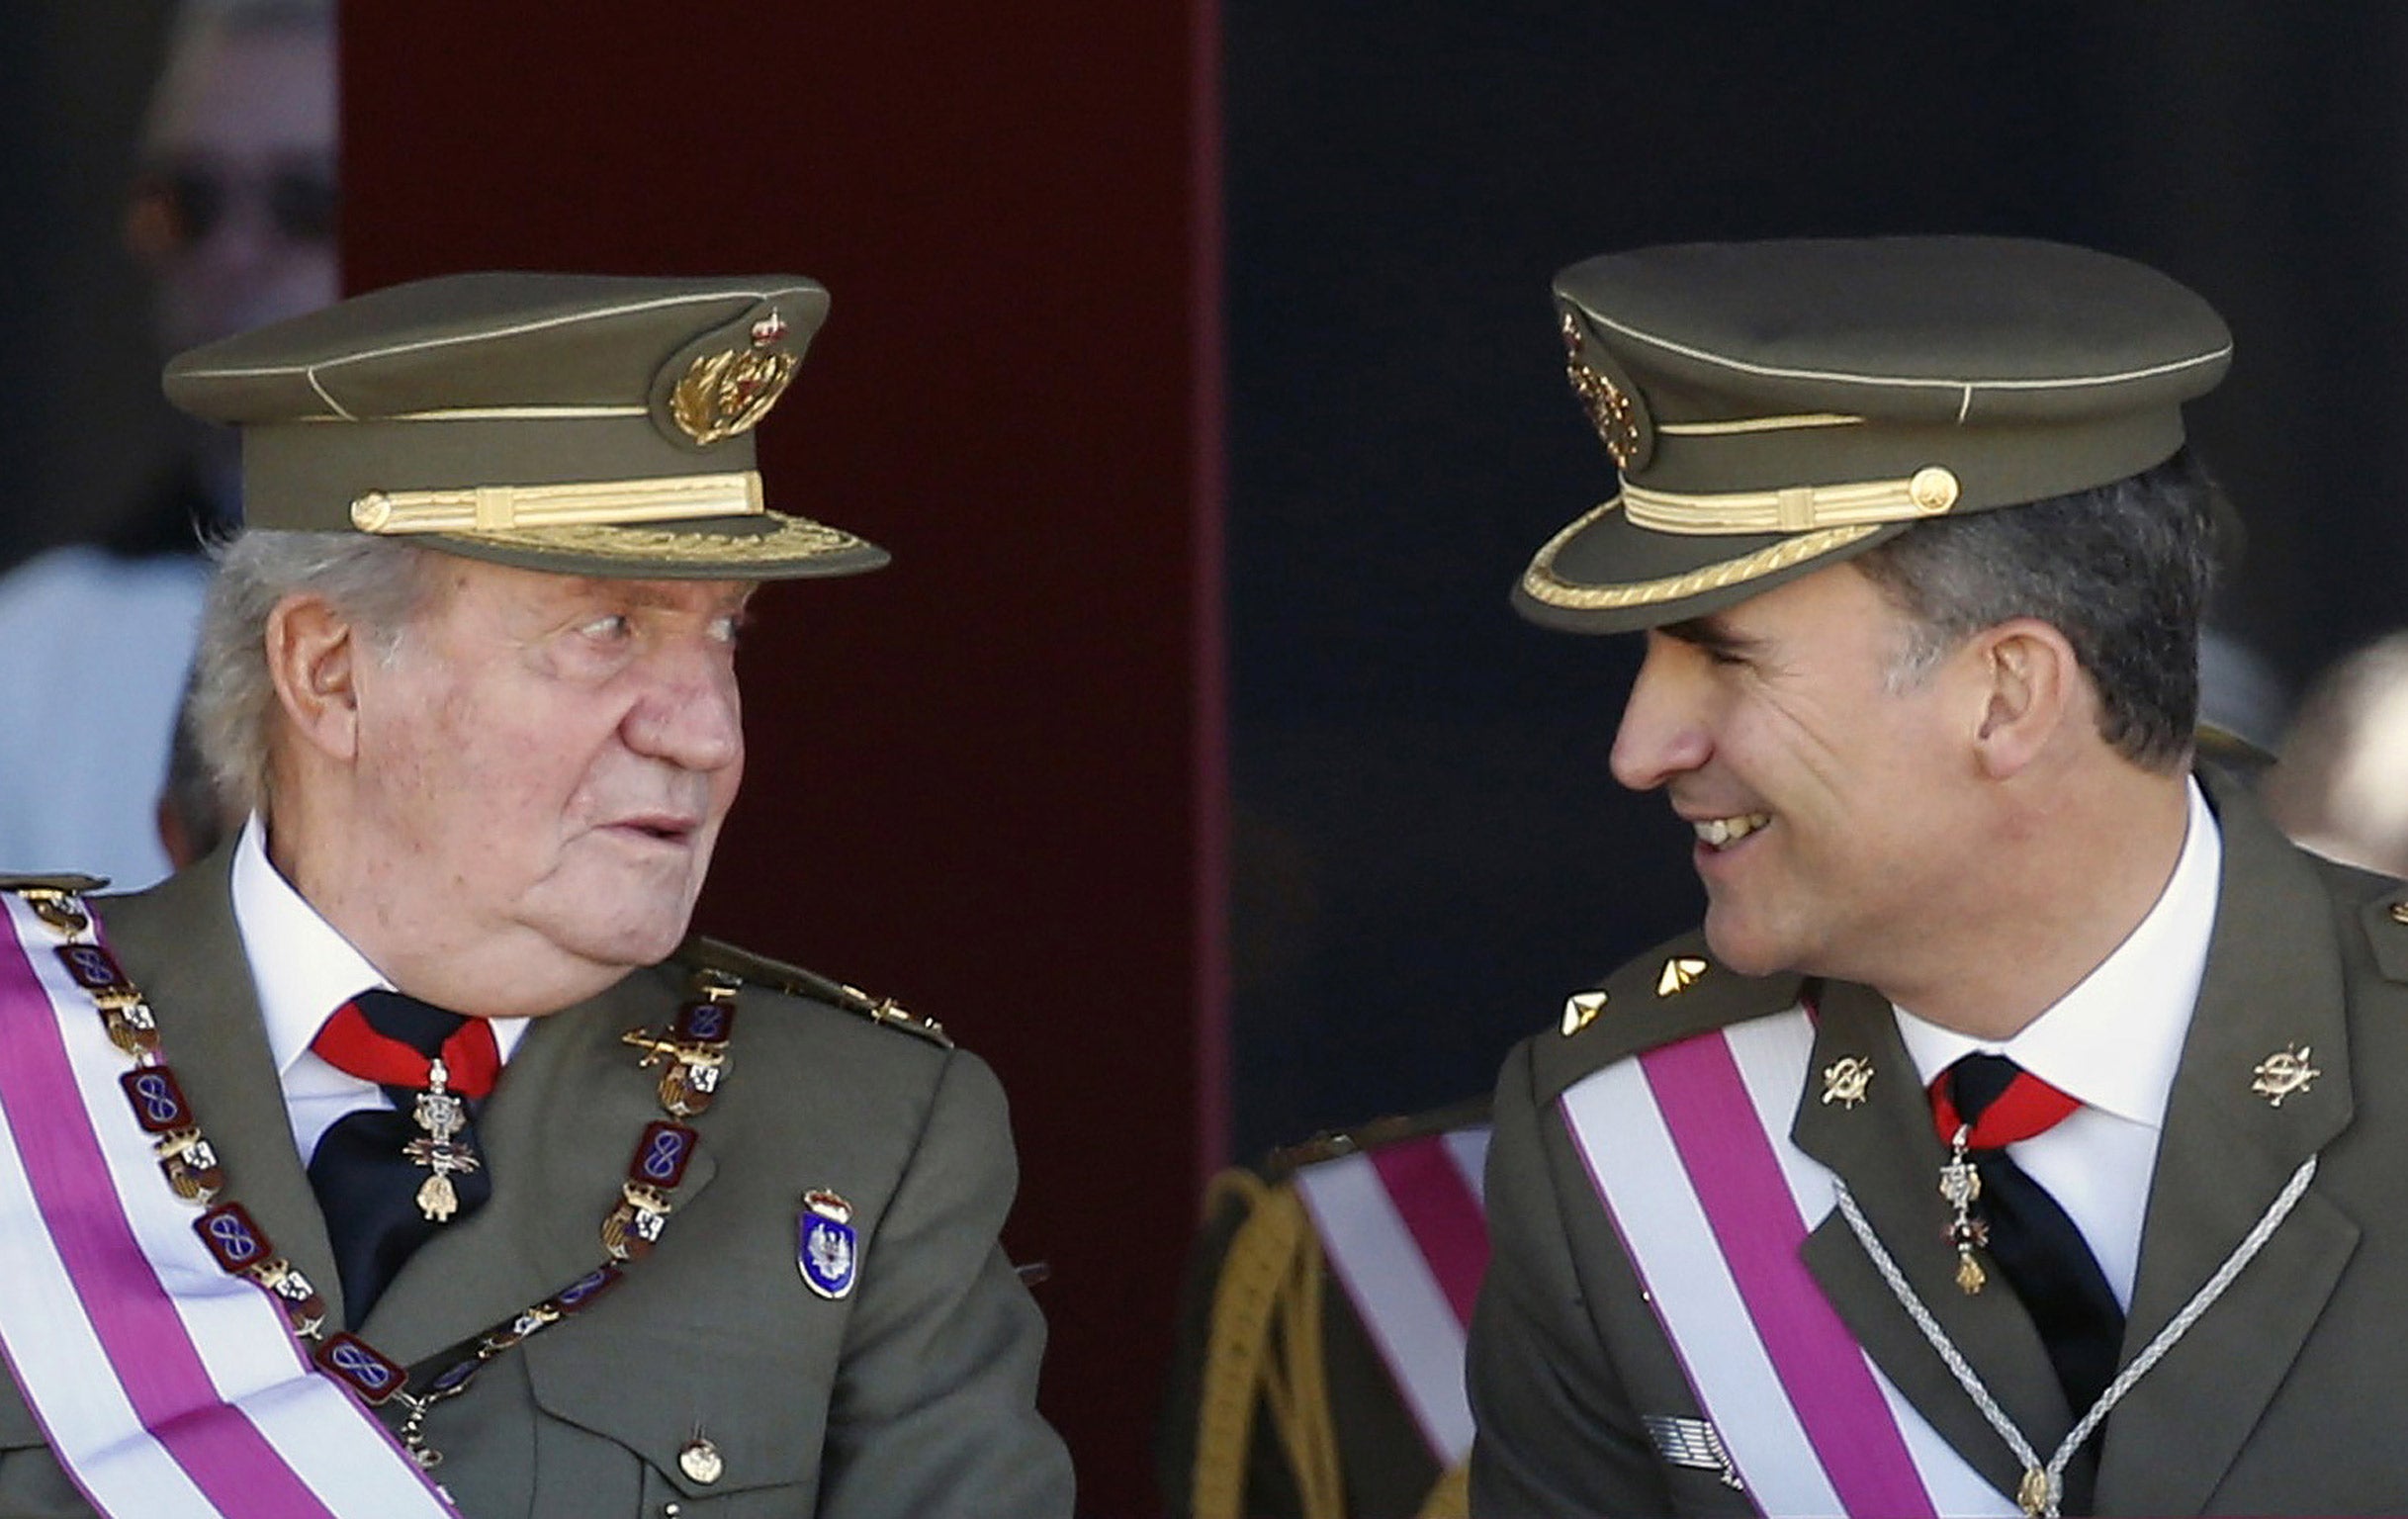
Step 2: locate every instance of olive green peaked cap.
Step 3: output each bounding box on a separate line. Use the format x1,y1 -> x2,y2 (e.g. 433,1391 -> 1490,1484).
1517,236 -> 2231,632
162,271 -> 889,580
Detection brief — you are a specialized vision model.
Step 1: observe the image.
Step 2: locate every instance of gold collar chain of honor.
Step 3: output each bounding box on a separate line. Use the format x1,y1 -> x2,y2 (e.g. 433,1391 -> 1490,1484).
22,887 -> 738,1478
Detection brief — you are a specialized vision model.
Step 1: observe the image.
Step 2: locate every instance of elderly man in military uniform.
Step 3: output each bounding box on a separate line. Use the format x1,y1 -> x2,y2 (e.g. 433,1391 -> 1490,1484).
0,274 -> 1073,1517
1468,237 -> 2408,1517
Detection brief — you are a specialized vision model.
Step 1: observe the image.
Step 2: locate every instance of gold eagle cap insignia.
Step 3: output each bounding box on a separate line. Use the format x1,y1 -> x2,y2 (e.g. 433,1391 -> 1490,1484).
669,311 -> 800,445
1560,310 -> 1645,470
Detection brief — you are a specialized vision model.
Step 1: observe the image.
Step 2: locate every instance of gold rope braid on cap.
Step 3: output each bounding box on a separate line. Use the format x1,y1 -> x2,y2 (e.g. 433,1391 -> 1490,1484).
351,471 -> 764,535
1622,466 -> 1959,536
441,512 -> 870,566
1522,496 -> 1883,611
1192,1170 -> 1345,1519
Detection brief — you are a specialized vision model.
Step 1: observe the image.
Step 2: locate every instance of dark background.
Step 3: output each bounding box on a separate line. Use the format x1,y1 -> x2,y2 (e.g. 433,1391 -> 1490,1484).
8,5 -> 2408,1512
1222,3 -> 2408,1157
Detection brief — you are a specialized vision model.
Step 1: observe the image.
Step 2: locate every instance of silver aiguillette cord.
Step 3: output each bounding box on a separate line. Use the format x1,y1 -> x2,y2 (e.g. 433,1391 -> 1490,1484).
1832,1155 -> 2315,1518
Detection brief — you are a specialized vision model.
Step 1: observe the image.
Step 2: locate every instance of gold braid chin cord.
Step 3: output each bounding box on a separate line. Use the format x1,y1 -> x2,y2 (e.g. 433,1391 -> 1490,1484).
1189,1168 -> 1472,1519
1191,1170 -> 1342,1519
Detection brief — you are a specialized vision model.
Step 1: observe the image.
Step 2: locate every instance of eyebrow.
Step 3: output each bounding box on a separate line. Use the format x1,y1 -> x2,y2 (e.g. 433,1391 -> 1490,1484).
1656,614 -> 1761,661
559,579 -> 758,613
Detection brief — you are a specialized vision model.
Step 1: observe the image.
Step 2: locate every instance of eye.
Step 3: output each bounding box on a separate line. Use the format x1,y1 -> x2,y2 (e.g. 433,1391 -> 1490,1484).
580,612 -> 633,642
708,612 -> 746,645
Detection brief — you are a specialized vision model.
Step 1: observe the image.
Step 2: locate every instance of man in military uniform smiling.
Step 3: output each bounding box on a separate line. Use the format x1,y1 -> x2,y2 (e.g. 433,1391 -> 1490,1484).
0,273 -> 1073,1516
1469,237 -> 2408,1517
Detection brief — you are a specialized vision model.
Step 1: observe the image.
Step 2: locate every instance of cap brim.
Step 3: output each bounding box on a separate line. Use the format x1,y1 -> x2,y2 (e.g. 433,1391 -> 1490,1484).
413,508 -> 890,581
1512,492 -> 1912,633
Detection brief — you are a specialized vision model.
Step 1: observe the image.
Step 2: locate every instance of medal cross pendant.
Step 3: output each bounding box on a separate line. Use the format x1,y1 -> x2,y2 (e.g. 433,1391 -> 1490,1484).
1937,1125 -> 1988,1295
403,1058 -> 479,1221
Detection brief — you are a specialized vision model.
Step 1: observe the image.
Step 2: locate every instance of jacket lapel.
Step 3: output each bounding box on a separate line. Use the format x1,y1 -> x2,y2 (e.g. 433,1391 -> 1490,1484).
2094,782 -> 2358,1515
100,850 -> 349,1329
362,963 -> 719,1365
1794,978 -> 2081,1507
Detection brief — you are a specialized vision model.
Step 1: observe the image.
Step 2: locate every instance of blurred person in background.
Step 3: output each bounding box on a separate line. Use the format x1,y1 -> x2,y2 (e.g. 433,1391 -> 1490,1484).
0,0 -> 334,886
2261,632 -> 2408,879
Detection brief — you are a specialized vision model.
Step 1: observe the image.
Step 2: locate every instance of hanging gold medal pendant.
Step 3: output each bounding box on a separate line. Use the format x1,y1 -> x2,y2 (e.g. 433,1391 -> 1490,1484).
1938,1125 -> 1988,1294
1954,1246 -> 1987,1295
417,1172 -> 460,1222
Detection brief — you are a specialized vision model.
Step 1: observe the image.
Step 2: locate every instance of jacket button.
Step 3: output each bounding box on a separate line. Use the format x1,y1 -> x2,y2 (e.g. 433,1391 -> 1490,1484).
679,1437 -> 724,1485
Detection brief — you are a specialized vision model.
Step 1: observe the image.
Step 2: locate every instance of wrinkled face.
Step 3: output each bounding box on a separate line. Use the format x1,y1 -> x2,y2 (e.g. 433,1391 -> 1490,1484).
1608,562 -> 1980,983
349,559 -> 752,978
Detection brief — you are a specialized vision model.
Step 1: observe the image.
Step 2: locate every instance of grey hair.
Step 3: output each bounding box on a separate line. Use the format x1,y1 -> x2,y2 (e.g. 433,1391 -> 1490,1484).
188,530 -> 434,820
1850,450 -> 2218,773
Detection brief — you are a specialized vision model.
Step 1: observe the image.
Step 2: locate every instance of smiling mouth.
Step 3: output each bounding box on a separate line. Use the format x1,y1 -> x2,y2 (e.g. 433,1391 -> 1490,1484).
1692,812 -> 1771,849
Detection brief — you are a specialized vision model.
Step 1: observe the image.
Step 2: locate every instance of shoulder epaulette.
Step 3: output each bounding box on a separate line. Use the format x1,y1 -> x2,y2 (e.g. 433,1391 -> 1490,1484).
673,936 -> 953,1048
1532,927 -> 1806,1105
2363,886 -> 2408,986
1262,1094 -> 1492,1179
0,873 -> 109,895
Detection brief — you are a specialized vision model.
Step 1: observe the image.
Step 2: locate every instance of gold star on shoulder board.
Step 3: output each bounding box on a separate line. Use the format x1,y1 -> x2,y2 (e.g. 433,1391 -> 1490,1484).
1656,956 -> 1708,997
1560,990 -> 1607,1036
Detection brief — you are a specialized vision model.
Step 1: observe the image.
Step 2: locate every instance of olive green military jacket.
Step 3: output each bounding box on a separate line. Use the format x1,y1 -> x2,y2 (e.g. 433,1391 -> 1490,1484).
1468,775 -> 2408,1517
0,852 -> 1074,1518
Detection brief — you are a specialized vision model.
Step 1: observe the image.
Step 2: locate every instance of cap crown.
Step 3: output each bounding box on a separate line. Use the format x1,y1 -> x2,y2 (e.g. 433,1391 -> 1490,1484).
165,271 -> 886,580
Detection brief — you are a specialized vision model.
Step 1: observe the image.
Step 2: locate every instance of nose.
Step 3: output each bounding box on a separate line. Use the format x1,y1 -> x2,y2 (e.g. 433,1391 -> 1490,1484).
623,642 -> 744,775
1609,634 -> 1713,792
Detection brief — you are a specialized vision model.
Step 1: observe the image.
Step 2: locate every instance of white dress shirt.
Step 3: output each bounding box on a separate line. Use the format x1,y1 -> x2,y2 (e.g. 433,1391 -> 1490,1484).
228,815 -> 527,1162
1893,776 -> 2221,1310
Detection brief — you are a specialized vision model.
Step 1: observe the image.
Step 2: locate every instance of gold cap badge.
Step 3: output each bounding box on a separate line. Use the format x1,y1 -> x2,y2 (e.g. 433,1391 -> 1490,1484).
670,308 -> 800,445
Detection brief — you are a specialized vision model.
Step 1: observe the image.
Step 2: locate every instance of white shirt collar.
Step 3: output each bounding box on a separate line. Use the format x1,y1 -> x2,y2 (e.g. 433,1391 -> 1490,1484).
1895,774 -> 2221,1131
228,813 -> 528,1081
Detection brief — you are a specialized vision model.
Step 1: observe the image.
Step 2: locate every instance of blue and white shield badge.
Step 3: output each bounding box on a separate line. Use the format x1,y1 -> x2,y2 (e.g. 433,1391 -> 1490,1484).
798,1189 -> 858,1299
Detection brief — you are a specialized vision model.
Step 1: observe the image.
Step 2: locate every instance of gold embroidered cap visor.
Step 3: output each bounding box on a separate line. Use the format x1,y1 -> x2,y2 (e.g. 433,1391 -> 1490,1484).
1516,236 -> 2232,633
161,271 -> 888,581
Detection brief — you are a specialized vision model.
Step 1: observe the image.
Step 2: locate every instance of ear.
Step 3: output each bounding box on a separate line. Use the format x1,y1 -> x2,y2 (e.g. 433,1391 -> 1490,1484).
263,593 -> 364,766
1968,618 -> 2081,779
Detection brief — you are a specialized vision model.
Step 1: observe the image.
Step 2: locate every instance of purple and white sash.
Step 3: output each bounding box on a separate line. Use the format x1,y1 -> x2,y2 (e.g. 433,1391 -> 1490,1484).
0,893 -> 457,1518
1561,1007 -> 2015,1517
1293,1123 -> 1491,1467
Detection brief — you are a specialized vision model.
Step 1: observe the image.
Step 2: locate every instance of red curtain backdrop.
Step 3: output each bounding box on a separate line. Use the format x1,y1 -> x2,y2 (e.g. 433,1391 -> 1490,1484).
340,6 -> 1225,1510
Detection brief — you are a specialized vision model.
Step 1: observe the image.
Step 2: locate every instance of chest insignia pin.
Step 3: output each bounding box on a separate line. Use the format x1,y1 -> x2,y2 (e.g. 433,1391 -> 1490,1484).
799,1190 -> 858,1299
1820,1056 -> 1873,1108
2251,1044 -> 2321,1108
